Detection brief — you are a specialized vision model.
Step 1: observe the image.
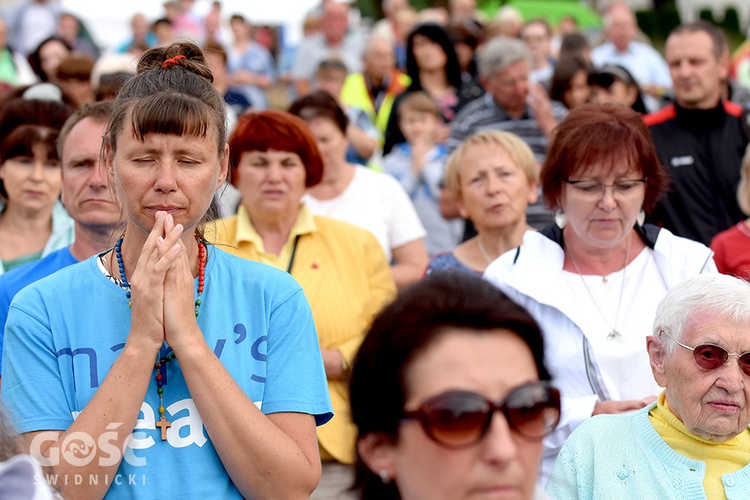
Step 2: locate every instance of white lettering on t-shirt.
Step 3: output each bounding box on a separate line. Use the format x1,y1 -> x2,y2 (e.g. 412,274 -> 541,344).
122,399 -> 211,465
166,399 -> 208,448
670,156 -> 695,167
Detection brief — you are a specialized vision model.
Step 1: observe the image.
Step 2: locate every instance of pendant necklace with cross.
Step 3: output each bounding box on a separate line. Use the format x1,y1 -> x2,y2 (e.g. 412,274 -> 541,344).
154,352 -> 175,441
114,234 -> 207,442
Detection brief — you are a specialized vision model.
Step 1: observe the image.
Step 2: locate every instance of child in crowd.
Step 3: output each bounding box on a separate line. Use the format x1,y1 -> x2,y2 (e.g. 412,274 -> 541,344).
382,91 -> 462,255
711,145 -> 750,280
315,58 -> 380,166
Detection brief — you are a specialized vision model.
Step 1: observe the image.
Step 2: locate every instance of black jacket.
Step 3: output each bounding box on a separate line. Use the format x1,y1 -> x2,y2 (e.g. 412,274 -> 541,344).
645,101 -> 749,246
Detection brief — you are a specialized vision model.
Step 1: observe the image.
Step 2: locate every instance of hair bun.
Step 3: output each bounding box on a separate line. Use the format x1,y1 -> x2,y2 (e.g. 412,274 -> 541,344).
162,54 -> 186,68
136,41 -> 214,83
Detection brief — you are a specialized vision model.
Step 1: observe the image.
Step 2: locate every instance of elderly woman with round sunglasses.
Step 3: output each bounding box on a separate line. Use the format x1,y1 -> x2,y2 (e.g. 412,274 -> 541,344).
548,273 -> 750,499
350,272 -> 561,500
484,103 -> 717,483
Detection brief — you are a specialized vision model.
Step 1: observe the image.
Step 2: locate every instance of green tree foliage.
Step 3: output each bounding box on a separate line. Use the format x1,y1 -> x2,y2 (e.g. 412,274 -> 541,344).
698,8 -> 715,24
723,7 -> 741,35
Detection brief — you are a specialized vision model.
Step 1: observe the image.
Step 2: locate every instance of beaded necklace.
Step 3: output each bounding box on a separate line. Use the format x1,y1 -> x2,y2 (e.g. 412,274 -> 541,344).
114,233 -> 207,440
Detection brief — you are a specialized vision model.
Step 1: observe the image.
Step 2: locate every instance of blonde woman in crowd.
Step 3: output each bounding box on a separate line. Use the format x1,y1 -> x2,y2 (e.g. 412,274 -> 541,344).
427,130 -> 538,274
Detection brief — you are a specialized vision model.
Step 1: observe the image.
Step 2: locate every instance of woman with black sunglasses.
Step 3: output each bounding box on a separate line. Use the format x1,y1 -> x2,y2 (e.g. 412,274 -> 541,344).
350,272 -> 561,500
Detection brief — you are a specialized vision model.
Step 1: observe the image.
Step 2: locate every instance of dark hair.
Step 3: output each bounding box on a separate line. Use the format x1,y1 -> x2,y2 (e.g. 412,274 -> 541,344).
521,18 -> 552,37
350,272 -> 549,500
315,57 -> 348,78
397,90 -> 440,119
204,40 -> 227,65
669,21 -> 727,59
288,90 -> 349,136
406,23 -> 463,91
228,110 -> 324,188
55,53 -> 95,82
103,41 -> 227,229
0,97 -> 74,199
27,36 -> 73,82
587,64 -> 647,114
152,17 -> 173,29
447,20 -> 481,49
105,41 -> 226,156
447,20 -> 480,77
95,72 -> 133,101
57,101 -> 113,159
559,33 -> 590,59
541,102 -> 669,212
549,55 -> 591,108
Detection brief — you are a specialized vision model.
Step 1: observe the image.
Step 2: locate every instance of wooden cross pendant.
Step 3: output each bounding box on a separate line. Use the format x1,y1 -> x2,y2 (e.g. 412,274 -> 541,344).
156,416 -> 171,441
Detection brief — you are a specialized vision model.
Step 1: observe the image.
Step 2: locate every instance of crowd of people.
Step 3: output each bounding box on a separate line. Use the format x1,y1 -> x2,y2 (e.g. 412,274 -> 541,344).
0,0 -> 748,499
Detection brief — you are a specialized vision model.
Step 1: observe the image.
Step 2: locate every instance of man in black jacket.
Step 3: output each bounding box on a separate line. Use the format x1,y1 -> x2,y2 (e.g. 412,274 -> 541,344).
645,21 -> 748,246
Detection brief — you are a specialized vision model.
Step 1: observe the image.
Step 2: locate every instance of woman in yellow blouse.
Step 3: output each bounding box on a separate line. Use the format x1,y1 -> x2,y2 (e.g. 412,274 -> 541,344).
211,110 -> 396,497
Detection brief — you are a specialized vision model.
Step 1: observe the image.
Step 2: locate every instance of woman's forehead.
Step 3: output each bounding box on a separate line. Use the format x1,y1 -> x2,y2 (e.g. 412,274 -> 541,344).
571,160 -> 640,179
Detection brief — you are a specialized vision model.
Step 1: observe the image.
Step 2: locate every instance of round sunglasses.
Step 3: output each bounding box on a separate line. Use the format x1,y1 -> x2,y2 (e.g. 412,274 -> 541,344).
660,330 -> 750,376
401,381 -> 561,449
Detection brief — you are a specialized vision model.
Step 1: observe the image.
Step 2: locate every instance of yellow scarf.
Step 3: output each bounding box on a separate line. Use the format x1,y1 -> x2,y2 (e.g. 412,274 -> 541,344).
649,390 -> 750,499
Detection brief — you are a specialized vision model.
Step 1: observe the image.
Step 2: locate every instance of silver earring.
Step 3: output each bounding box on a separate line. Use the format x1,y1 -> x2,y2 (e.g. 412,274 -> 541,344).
555,211 -> 567,229
637,209 -> 645,226
379,470 -> 391,484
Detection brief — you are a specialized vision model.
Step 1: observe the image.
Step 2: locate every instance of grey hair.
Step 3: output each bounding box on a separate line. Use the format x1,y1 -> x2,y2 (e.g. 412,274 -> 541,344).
365,32 -> 395,53
653,274 -> 750,354
477,36 -> 530,78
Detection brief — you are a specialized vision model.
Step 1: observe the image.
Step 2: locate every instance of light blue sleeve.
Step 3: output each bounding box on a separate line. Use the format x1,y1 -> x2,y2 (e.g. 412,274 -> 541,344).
1,289 -> 74,433
261,286 -> 333,426
382,150 -> 418,195
0,276 -> 12,373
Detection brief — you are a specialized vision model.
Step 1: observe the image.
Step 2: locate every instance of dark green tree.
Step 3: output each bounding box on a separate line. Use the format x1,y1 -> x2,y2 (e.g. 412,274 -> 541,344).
723,7 -> 741,35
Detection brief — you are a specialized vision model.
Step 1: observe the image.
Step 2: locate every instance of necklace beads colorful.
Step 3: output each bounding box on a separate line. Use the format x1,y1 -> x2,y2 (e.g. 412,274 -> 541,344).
114,232 -> 207,441
154,352 -> 175,440
114,233 -> 207,315
114,236 -> 132,306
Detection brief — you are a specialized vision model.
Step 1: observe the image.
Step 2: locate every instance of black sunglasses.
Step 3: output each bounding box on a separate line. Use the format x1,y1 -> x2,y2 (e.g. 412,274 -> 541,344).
401,381 -> 561,449
661,330 -> 750,376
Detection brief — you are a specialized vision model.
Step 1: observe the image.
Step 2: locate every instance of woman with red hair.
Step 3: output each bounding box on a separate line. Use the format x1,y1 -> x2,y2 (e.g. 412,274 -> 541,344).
211,109 -> 396,499
483,103 -> 716,484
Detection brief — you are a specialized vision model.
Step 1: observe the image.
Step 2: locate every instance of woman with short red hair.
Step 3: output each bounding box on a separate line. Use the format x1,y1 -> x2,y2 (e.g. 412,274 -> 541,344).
483,102 -> 717,484
211,109 -> 396,498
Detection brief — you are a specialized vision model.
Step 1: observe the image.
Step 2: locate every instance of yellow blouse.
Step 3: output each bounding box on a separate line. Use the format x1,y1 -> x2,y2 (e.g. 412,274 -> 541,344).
649,390 -> 750,499
210,204 -> 396,463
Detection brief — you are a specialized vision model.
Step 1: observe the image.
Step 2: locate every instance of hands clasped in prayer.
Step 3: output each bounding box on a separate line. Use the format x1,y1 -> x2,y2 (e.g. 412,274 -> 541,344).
125,211 -> 203,353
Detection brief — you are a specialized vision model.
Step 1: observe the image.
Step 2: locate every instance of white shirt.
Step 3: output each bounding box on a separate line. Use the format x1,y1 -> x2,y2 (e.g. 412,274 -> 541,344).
303,167 -> 426,262
561,248 -> 665,401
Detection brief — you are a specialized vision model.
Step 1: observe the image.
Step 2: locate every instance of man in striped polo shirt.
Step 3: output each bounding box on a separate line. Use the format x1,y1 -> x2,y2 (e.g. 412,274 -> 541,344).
447,36 -> 567,227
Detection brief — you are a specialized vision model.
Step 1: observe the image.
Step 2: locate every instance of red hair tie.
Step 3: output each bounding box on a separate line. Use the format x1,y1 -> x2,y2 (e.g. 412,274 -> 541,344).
162,55 -> 186,68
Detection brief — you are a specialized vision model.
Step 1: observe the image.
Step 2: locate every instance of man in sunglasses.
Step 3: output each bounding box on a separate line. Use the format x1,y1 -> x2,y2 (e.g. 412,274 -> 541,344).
548,273 -> 750,499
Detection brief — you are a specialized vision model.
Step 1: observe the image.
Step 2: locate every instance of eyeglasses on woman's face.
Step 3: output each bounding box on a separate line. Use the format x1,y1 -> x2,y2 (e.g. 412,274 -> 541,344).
660,330 -> 750,376
401,381 -> 561,449
565,177 -> 647,201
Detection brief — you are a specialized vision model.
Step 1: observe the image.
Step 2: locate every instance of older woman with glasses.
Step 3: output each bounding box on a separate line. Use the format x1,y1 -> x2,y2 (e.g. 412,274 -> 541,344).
350,272 -> 560,500
548,273 -> 750,499
484,102 -> 717,483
